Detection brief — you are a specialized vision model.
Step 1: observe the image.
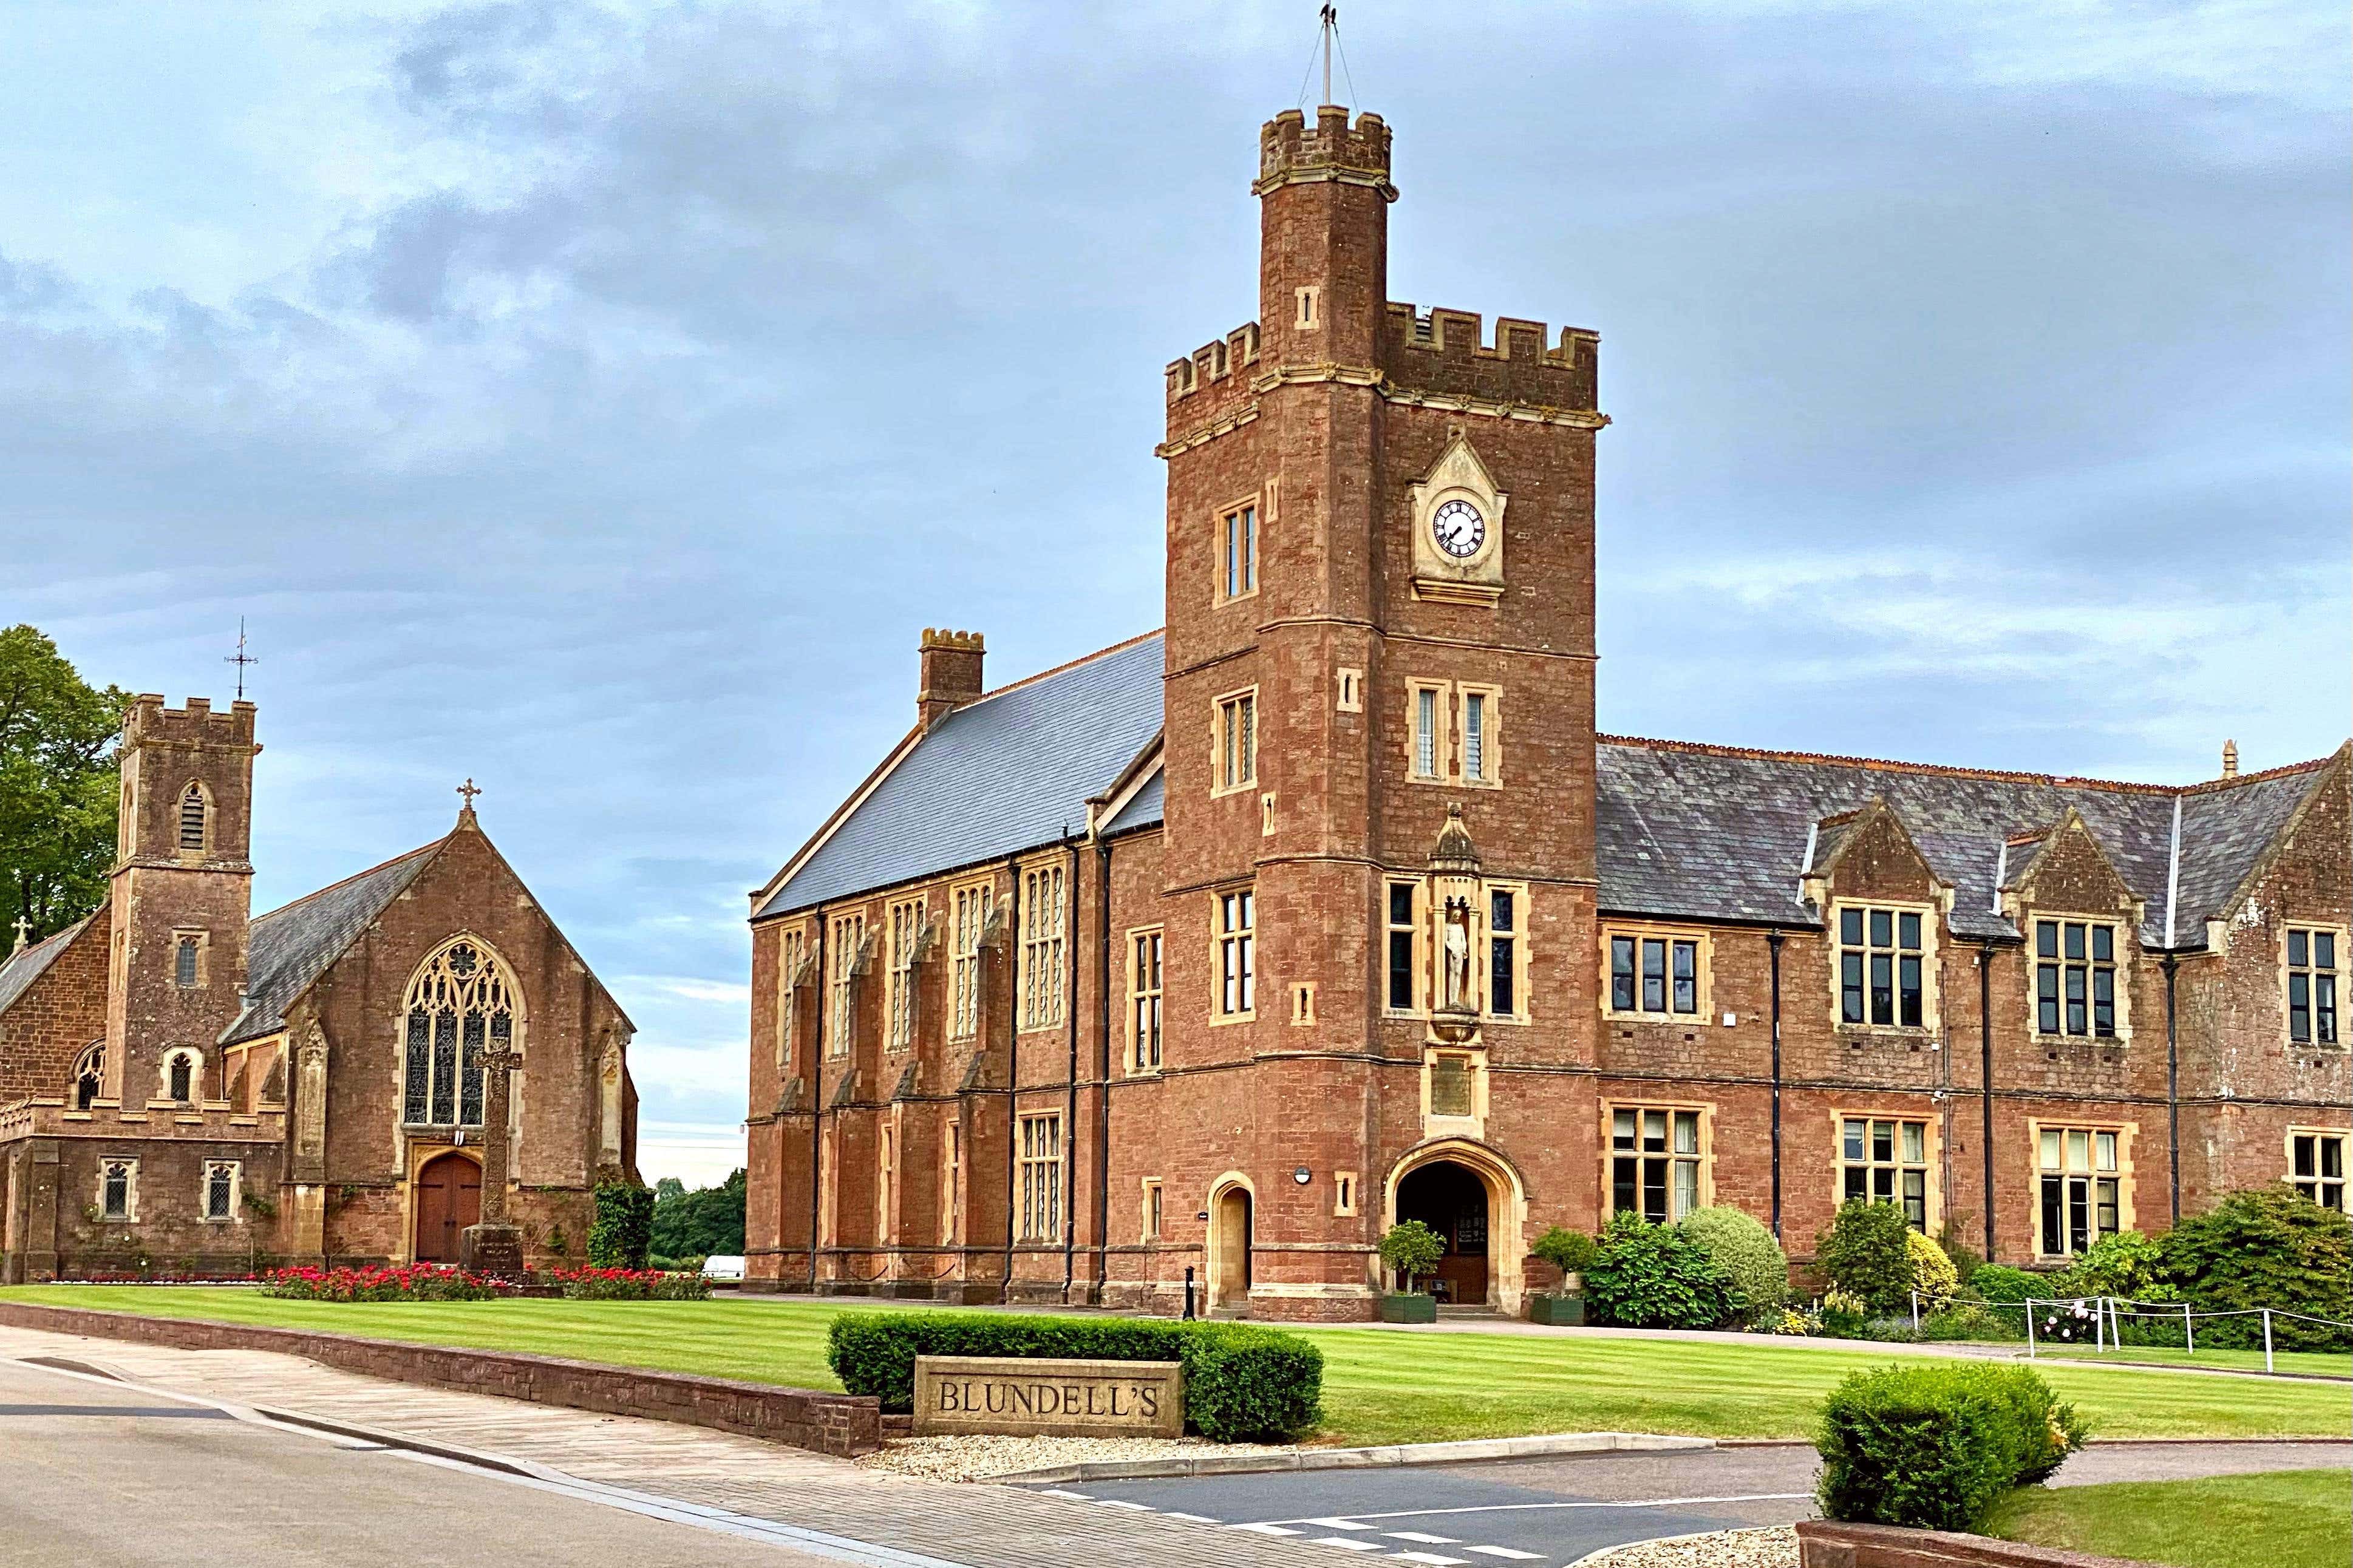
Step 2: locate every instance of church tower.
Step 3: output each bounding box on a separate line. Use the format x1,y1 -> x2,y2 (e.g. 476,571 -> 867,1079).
1157,96 -> 1606,1317
104,696 -> 260,1105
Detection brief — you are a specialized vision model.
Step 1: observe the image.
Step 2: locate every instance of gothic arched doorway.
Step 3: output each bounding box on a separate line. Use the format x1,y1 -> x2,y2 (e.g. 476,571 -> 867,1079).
412,1150 -> 481,1263
1210,1181 -> 1253,1309
1396,1159 -> 1491,1305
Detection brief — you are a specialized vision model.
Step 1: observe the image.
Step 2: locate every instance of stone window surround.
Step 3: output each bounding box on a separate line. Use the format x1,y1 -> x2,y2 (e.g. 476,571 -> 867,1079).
1603,1098 -> 1715,1224
1016,1110 -> 1063,1243
1211,883 -> 1256,1024
1214,494 -> 1260,605
1386,876 -> 1528,1022
1405,679 -> 1505,789
2025,912 -> 2132,1044
2282,923 -> 2347,1051
2287,1125 -> 2349,1211
1332,1169 -> 1360,1217
2029,1118 -> 2135,1260
172,927 -> 209,989
826,911 -> 865,1056
1140,1176 -> 1163,1241
1602,921 -> 1714,1023
948,879 -> 992,1041
1018,858 -> 1068,1034
1484,880 -> 1530,1023
1126,923 -> 1164,1073
774,923 -> 806,1069
200,1158 -> 242,1223
175,778 -> 212,855
1210,684 -> 1259,796
1335,666 -> 1364,713
98,1156 -> 139,1222
1830,1108 -> 1943,1234
158,1046 -> 203,1105
884,895 -> 923,1053
1828,899 -> 1942,1035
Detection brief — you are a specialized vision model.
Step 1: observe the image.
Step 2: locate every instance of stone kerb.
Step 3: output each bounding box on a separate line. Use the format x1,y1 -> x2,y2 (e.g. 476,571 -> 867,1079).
1796,1521 -> 2165,1568
0,1302 -> 880,1457
913,1354 -> 1184,1439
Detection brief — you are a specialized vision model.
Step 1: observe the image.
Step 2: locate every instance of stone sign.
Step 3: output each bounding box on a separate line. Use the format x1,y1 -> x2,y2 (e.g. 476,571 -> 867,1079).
911,1355 -> 1183,1439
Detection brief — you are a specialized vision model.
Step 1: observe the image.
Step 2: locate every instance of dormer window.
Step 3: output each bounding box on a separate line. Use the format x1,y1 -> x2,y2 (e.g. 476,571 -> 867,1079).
2034,919 -> 2117,1039
1838,905 -> 1925,1028
178,783 -> 208,850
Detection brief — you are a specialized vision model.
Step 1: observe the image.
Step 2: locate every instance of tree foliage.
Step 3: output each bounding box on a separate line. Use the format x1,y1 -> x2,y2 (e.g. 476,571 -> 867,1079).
0,626 -> 128,941
649,1167 -> 746,1262
1582,1211 -> 1738,1329
2156,1186 -> 2353,1351
1819,1199 -> 1916,1315
1377,1220 -> 1444,1292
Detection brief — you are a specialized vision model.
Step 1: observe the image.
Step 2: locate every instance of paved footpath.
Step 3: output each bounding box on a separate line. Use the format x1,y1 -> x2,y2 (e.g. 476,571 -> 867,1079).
0,1324 -> 1369,1568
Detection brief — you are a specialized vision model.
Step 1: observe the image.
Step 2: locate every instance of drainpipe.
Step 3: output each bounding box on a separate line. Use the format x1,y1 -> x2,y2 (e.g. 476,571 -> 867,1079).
2162,954 -> 2181,1225
807,909 -> 825,1292
1000,855 -> 1021,1303
1094,835 -> 1115,1303
1977,941 -> 1997,1260
1062,840 -> 1081,1304
1767,929 -> 1784,1241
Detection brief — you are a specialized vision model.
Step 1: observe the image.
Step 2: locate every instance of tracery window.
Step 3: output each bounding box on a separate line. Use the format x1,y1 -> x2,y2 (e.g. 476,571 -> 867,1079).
72,1041 -> 103,1109
165,1050 -> 199,1104
401,940 -> 516,1127
1020,865 -> 1066,1030
101,1158 -> 136,1221
886,898 -> 922,1051
950,881 -> 991,1039
202,1160 -> 239,1221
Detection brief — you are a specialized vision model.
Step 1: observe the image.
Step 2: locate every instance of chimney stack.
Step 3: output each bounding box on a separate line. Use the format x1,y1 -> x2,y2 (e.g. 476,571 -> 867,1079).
2221,739 -> 2239,779
918,630 -> 985,727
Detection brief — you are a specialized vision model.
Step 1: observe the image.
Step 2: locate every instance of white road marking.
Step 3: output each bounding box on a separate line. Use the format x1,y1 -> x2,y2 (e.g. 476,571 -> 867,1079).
1094,1499 -> 1156,1511
1259,1493 -> 1812,1526
1463,1549 -> 1545,1561
1391,1555 -> 1471,1566
1232,1522 -> 1303,1536
1040,1488 -> 1092,1501
1385,1533 -> 1462,1544
1311,1538 -> 1388,1552
1160,1512 -> 1222,1524
1306,1518 -> 1378,1530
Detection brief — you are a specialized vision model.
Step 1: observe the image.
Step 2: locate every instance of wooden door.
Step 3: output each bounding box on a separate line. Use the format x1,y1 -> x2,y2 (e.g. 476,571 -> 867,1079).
413,1153 -> 481,1263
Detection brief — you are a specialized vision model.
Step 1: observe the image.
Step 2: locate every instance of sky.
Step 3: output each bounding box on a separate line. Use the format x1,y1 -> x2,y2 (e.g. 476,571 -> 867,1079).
4,1 -> 2345,1189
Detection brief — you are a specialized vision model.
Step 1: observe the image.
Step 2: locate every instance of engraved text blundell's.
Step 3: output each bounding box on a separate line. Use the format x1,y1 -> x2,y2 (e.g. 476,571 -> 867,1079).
911,1356 -> 1183,1438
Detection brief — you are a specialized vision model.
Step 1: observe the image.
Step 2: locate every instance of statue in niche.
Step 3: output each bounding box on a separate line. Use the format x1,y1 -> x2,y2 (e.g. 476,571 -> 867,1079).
1441,895 -> 1474,1011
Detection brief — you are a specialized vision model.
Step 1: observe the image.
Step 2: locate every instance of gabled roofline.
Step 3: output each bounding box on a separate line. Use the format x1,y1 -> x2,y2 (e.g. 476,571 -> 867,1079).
0,914 -> 97,1019
250,837 -> 444,926
2210,742 -> 2351,930
1091,733 -> 1165,834
1600,731 -> 2338,798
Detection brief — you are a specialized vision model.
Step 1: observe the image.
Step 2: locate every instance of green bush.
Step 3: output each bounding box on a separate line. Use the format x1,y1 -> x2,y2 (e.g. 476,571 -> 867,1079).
1908,1230 -> 1960,1303
1377,1220 -> 1445,1293
824,1311 -> 1322,1442
1583,1212 -> 1737,1329
1530,1225 -> 1598,1286
1969,1264 -> 2044,1306
1936,1226 -> 1983,1284
2157,1187 -> 2353,1351
1817,1363 -> 2088,1532
1919,1303 -> 2015,1342
1681,1206 -> 1788,1319
2057,1231 -> 2172,1302
588,1181 -> 655,1269
1819,1200 -> 1916,1315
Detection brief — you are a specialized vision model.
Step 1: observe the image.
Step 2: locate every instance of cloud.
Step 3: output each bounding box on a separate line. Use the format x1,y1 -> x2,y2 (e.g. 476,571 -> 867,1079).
2,0 -> 2343,1154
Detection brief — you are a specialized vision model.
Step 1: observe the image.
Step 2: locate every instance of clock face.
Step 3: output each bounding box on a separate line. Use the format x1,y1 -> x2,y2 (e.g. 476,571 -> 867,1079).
1431,497 -> 1486,559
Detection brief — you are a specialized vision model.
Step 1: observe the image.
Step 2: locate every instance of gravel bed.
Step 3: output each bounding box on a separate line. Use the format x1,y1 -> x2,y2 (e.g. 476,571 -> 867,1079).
856,1432 -> 1295,1483
1578,1526 -> 1799,1568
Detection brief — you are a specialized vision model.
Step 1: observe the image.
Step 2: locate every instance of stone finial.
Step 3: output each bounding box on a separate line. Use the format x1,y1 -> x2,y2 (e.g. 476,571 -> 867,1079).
1427,801 -> 1481,875
9,915 -> 29,955
2221,739 -> 2239,779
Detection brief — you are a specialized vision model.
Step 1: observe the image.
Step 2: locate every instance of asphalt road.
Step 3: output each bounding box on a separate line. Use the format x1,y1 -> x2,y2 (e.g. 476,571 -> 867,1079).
0,1358 -> 848,1568
1030,1441 -> 2353,1565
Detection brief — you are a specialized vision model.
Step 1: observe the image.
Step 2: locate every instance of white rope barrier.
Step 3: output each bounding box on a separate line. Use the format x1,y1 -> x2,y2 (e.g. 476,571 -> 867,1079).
1902,1288 -> 2352,1374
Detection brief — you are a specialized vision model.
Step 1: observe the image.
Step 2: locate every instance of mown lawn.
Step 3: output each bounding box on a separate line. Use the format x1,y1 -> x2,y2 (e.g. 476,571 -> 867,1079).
5,1287 -> 2349,1444
1984,1469 -> 2352,1568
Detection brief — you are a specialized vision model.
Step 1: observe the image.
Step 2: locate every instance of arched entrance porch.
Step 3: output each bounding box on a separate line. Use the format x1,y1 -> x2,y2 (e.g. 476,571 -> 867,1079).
1207,1175 -> 1254,1310
1384,1139 -> 1528,1312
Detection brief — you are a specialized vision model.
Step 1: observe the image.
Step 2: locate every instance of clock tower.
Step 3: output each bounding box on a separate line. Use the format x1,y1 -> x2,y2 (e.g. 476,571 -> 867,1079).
1155,100 -> 1607,1319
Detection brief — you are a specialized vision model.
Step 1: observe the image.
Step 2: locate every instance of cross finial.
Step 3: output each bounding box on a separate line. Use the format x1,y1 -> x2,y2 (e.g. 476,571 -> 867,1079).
457,778 -> 482,814
9,915 -> 30,955
224,617 -> 259,701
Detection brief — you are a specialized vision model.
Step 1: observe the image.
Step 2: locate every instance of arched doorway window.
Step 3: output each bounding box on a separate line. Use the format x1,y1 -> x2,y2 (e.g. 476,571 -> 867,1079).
412,1150 -> 481,1263
1396,1159 -> 1491,1305
401,940 -> 517,1128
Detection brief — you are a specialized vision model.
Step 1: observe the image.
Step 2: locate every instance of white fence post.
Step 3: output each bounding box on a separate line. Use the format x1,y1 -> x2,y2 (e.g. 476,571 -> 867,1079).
1911,1289 -> 1920,1332
2263,1308 -> 2274,1374
2184,1302 -> 2193,1355
2093,1297 -> 2104,1352
2026,1298 -> 2037,1359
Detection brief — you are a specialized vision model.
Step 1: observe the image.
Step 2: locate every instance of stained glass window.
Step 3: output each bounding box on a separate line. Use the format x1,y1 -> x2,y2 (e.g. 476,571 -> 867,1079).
401,941 -> 517,1127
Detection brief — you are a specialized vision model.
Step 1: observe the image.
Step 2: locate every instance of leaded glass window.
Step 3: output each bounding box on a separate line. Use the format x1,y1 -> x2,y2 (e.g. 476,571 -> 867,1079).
401,940 -> 517,1128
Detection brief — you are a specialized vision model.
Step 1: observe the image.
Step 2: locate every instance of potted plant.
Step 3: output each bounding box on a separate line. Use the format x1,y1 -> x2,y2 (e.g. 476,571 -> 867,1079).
1377,1220 -> 1445,1322
1528,1226 -> 1596,1326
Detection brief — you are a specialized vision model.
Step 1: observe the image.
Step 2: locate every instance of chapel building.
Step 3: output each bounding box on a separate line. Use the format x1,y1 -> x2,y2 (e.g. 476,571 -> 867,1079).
741,101 -> 2351,1320
0,694 -> 639,1280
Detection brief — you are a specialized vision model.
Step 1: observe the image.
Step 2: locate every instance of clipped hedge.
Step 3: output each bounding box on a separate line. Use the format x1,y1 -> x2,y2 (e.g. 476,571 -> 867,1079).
1682,1206 -> 1788,1319
825,1311 -> 1323,1441
1817,1363 -> 2087,1532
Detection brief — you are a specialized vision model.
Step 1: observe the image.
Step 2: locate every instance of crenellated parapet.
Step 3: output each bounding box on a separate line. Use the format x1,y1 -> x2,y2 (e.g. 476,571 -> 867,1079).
123,693 -> 259,754
1255,106 -> 1396,202
1165,321 -> 1262,402
1162,322 -> 1264,451
1383,302 -> 1600,413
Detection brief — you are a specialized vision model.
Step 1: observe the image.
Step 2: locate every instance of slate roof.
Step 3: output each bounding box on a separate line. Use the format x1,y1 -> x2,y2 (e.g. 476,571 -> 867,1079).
1105,768 -> 1165,837
219,840 -> 443,1045
1598,738 -> 2338,948
0,915 -> 93,1020
755,632 -> 1167,918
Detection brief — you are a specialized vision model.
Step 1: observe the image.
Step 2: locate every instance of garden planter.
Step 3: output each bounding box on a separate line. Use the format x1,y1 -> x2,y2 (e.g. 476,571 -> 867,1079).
1380,1292 -> 1437,1323
1527,1293 -> 1585,1327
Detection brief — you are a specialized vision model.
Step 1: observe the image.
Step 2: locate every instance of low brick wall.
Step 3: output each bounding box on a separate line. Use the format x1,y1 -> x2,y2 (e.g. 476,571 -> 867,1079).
1797,1521 -> 2161,1568
0,1301 -> 880,1457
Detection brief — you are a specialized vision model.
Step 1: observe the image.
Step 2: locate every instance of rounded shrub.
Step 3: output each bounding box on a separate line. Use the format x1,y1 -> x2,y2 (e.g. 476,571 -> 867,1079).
1583,1211 -> 1737,1329
1377,1220 -> 1445,1294
2058,1231 -> 2171,1302
1907,1229 -> 1960,1304
1816,1363 -> 2087,1532
1818,1199 -> 1915,1315
2156,1187 -> 2353,1351
1969,1264 -> 2043,1306
1530,1225 -> 1598,1288
1681,1206 -> 1788,1319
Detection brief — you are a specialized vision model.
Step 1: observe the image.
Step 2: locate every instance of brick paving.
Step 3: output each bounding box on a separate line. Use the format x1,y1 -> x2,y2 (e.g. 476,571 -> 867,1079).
0,1325 -> 1362,1568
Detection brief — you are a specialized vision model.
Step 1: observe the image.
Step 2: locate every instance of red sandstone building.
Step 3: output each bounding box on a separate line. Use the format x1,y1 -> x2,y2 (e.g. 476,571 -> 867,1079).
0,697 -> 639,1280
742,100 -> 2350,1320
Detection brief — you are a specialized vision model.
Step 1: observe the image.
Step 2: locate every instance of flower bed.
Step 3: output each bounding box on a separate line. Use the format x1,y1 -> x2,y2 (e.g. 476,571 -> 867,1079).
548,1266 -> 711,1301
259,1264 -> 514,1302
